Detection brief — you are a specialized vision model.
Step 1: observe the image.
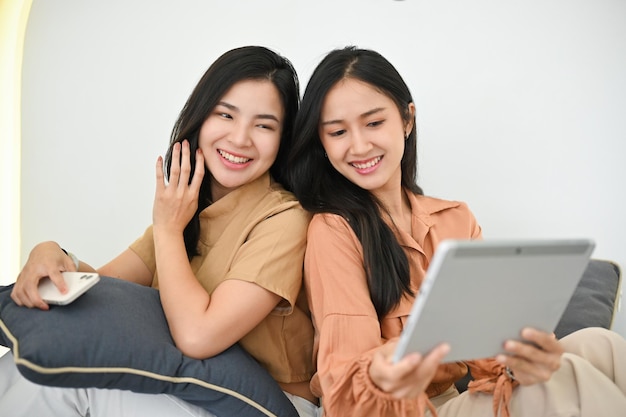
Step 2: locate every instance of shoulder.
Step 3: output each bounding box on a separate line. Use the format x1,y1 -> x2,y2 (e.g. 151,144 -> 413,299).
409,193 -> 475,217
409,193 -> 466,213
309,212 -> 353,234
408,192 -> 482,238
267,180 -> 299,204
305,214 -> 366,271
227,175 -> 305,219
307,213 -> 362,251
255,182 -> 310,223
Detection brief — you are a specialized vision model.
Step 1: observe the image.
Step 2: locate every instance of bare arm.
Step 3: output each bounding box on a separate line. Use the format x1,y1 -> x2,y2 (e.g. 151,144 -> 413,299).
151,141 -> 282,358
154,228 -> 281,358
97,248 -> 153,286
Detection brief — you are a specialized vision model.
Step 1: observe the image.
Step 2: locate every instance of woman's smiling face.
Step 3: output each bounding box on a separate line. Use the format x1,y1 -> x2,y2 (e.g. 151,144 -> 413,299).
198,79 -> 284,201
318,78 -> 413,195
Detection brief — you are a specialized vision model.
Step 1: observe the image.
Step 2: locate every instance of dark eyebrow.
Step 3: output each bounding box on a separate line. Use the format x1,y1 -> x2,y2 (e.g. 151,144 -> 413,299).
320,107 -> 386,126
216,101 -> 280,123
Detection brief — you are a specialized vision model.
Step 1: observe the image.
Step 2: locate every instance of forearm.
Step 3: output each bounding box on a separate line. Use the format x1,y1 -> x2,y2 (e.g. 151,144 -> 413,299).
76,260 -> 97,273
152,227 -> 212,354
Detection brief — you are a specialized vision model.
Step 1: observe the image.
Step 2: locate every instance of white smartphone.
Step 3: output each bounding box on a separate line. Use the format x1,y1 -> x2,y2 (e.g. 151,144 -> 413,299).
38,272 -> 101,305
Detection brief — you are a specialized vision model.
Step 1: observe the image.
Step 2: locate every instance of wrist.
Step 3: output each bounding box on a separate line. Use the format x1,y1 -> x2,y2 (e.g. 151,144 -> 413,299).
60,247 -> 80,270
152,224 -> 185,238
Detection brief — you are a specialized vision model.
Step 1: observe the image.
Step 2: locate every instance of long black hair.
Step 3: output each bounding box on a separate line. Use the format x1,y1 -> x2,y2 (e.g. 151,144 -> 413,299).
286,46 -> 423,318
165,46 -> 300,258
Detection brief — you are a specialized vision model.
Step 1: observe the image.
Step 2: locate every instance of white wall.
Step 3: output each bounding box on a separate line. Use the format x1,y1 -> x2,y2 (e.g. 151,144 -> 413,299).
12,0 -> 626,336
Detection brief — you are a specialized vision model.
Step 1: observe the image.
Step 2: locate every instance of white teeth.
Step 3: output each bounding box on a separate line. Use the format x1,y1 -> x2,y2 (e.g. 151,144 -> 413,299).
218,149 -> 251,164
352,156 -> 381,169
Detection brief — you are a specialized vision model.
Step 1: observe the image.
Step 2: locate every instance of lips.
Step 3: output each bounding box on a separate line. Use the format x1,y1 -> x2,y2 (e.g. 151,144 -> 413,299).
218,149 -> 251,164
350,156 -> 382,169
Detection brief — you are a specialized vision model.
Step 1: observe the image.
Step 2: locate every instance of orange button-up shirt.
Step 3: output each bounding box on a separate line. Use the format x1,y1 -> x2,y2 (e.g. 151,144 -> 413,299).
305,192 -> 493,416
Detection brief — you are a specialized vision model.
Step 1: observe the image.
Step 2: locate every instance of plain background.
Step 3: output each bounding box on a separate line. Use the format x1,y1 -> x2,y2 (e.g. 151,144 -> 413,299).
8,0 -> 625,337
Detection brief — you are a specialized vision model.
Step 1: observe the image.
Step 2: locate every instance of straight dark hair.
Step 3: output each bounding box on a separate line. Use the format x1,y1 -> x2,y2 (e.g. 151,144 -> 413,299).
164,46 -> 300,258
286,46 -> 423,318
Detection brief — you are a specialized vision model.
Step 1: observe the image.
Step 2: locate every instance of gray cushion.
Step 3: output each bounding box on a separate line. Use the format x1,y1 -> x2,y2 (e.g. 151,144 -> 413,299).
554,259 -> 622,338
0,276 -> 298,417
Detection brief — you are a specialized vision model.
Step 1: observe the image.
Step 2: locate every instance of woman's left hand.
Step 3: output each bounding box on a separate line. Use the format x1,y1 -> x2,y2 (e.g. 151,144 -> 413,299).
153,140 -> 205,234
496,327 -> 563,385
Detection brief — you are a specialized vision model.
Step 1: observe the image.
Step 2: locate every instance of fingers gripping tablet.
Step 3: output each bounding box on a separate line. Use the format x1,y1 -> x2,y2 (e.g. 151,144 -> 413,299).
38,272 -> 100,305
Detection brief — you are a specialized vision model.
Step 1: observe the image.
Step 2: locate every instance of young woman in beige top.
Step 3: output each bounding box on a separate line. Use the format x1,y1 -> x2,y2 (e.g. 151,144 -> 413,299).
286,46 -> 626,417
3,46 -> 317,417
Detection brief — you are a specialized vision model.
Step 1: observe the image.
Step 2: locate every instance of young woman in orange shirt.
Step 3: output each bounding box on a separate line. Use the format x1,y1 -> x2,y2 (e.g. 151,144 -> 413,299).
286,46 -> 626,417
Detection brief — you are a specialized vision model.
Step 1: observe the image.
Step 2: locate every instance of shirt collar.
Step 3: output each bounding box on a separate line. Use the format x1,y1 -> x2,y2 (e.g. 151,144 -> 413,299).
402,190 -> 462,250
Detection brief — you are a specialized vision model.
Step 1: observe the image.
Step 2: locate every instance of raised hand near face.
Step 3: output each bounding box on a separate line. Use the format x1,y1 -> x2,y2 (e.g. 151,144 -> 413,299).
153,140 -> 205,235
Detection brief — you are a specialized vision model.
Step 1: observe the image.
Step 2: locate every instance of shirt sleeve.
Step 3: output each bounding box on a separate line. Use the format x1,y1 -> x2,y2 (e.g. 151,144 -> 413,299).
129,225 -> 156,275
305,214 -> 427,416
227,204 -> 310,312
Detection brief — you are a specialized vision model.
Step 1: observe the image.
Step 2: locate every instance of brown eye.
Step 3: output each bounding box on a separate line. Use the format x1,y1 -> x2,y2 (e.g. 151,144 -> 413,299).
329,129 -> 346,137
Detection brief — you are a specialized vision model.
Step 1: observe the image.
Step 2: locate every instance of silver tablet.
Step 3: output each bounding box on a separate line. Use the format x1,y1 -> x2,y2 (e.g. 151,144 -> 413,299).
393,239 -> 595,363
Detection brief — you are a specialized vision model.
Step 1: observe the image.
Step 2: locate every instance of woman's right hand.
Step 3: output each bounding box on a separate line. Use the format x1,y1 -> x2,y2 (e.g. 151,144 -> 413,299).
153,140 -> 205,236
369,340 -> 450,399
11,241 -> 75,310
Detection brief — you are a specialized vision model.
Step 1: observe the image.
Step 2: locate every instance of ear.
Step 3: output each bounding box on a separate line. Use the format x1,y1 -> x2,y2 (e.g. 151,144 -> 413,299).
404,102 -> 416,137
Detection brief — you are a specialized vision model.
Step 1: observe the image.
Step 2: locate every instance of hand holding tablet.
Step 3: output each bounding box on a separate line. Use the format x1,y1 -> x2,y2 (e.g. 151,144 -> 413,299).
393,239 -> 595,363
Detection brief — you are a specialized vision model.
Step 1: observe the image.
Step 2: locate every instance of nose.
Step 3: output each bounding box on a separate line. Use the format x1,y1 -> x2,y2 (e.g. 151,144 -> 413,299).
228,122 -> 252,147
349,129 -> 372,156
